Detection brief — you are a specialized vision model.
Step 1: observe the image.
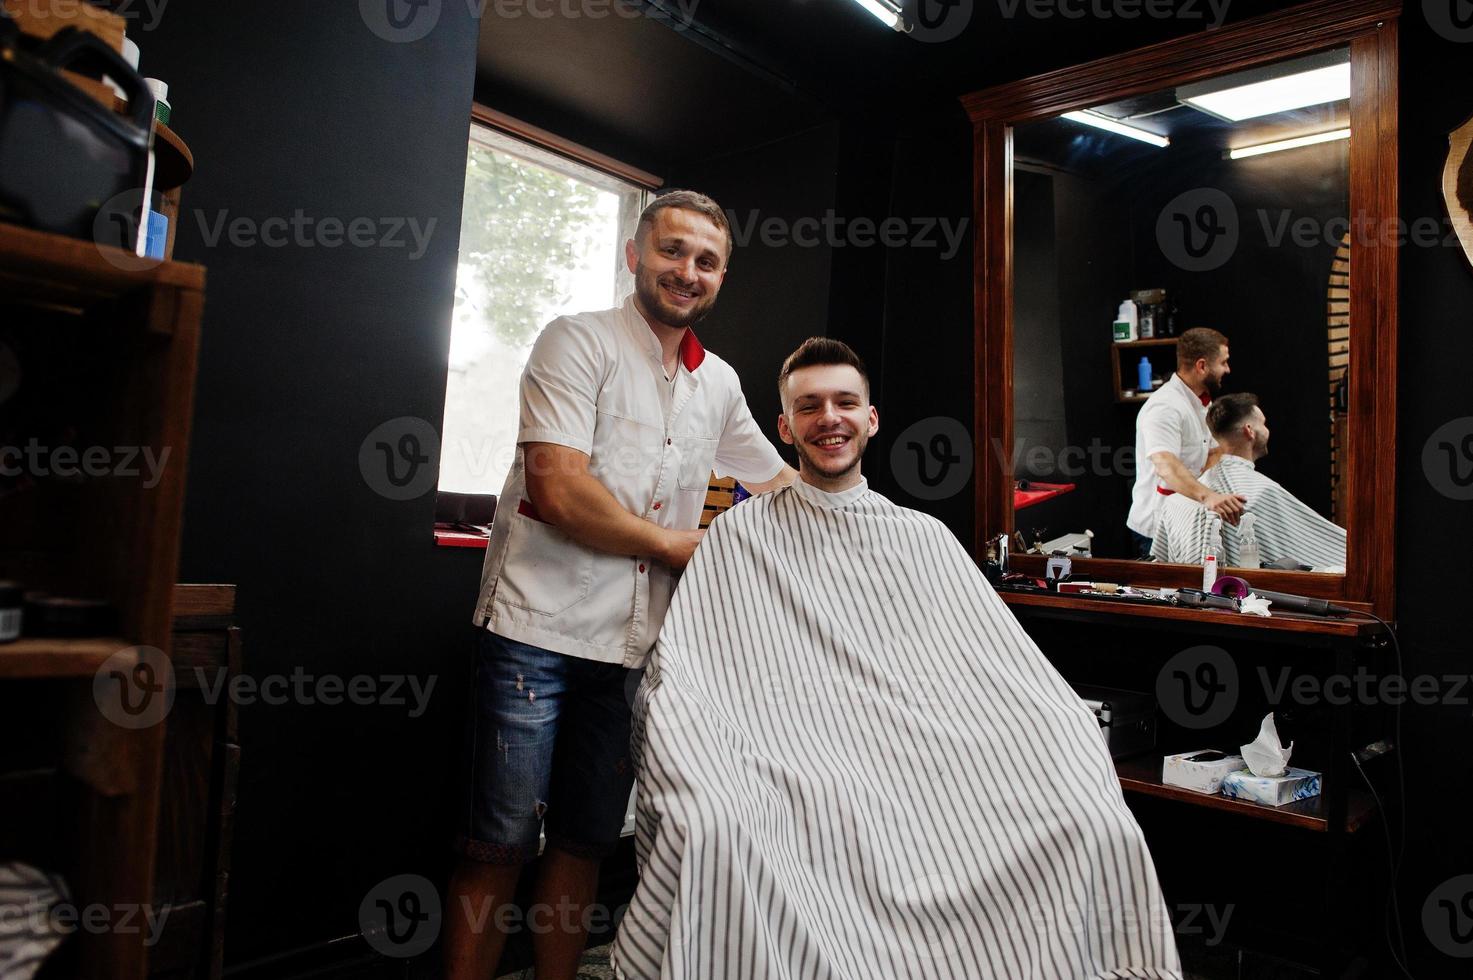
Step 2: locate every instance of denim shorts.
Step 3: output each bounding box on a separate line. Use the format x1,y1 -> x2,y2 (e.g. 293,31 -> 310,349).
455,630 -> 637,865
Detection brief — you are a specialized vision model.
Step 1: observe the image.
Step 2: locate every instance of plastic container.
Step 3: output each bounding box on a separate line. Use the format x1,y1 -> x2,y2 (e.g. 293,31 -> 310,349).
1137,356 -> 1153,393
1238,513 -> 1261,570
145,78 -> 170,126
144,209 -> 168,259
1113,299 -> 1138,342
1201,554 -> 1218,591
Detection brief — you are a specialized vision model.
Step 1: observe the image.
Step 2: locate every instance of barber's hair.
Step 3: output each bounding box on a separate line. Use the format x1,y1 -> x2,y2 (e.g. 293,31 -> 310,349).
778,337 -> 870,408
636,189 -> 733,261
1177,327 -> 1229,370
1207,392 -> 1260,439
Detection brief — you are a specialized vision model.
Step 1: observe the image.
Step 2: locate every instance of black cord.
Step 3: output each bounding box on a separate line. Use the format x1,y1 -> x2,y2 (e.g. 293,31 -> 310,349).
1348,610 -> 1412,978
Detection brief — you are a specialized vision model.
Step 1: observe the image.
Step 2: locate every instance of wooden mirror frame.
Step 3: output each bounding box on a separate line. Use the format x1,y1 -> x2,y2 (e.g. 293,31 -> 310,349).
962,0 -> 1400,617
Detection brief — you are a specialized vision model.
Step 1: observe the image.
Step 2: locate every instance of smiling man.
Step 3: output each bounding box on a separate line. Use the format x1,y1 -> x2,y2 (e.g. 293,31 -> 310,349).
775,338 -> 878,492
613,338 -> 1180,979
445,190 -> 795,980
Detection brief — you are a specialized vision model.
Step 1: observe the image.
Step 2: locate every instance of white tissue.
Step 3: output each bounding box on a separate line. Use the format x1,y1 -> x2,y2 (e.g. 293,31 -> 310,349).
1240,713 -> 1294,777
1240,594 -> 1272,617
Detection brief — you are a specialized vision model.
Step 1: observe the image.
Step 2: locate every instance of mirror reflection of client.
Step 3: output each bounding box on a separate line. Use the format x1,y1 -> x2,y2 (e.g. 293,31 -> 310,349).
1126,327 -> 1247,558
613,338 -> 1182,978
1152,392 -> 1347,570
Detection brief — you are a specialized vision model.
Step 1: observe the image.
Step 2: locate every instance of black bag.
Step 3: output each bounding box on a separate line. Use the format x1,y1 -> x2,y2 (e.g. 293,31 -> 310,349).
0,14 -> 154,249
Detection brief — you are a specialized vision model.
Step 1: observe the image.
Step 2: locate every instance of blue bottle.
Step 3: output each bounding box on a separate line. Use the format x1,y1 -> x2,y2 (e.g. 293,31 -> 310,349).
1137,356 -> 1153,393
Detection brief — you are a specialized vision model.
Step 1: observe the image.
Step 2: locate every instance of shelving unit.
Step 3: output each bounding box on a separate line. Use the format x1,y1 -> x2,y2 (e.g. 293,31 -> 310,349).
999,588 -> 1395,976
1110,336 -> 1178,404
0,222 -> 205,980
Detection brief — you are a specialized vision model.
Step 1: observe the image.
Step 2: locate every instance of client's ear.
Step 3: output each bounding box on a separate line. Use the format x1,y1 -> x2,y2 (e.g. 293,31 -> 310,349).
777,413 -> 795,445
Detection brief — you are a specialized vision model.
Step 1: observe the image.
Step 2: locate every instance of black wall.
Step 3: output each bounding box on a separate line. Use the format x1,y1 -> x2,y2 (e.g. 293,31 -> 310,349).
669,122 -> 842,444
141,4 -> 484,964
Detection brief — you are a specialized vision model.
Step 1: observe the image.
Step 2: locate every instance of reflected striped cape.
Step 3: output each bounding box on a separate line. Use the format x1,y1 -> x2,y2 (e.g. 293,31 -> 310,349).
612,478 -> 1181,979
1151,455 -> 1346,570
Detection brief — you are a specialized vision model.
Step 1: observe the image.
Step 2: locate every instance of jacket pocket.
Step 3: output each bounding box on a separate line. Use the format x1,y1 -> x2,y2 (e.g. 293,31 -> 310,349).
495,513 -> 593,617
674,434 -> 719,491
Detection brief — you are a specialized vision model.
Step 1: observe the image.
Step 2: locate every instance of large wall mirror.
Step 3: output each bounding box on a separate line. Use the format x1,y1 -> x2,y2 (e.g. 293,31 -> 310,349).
964,0 -> 1399,615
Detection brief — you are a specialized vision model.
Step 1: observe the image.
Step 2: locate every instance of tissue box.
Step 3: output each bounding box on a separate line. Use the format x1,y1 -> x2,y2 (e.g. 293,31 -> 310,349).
1221,767 -> 1322,806
1162,750 -> 1245,794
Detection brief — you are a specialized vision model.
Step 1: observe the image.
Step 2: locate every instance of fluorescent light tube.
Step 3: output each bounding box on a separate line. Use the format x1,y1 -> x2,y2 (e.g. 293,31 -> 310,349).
1061,111 -> 1171,148
850,0 -> 902,29
1229,128 -> 1351,159
1179,54 -> 1351,122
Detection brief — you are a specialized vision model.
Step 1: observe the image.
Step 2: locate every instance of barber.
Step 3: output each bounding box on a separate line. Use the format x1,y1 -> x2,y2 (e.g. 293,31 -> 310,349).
444,190 -> 795,980
1126,326 -> 1246,558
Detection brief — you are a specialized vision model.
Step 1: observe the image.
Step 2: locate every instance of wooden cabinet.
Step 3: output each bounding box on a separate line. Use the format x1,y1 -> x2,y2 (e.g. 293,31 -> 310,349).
0,223 -> 205,980
1000,592 -> 1396,976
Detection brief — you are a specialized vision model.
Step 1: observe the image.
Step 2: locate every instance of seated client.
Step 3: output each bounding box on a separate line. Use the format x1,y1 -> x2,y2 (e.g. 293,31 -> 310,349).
1152,392 -> 1346,570
612,338 -> 1181,979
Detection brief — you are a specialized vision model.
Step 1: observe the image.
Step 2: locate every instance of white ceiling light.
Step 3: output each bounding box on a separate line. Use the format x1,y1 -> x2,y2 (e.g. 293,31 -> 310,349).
1178,50 -> 1351,122
1229,128 -> 1351,160
1061,111 -> 1171,148
849,0 -> 903,31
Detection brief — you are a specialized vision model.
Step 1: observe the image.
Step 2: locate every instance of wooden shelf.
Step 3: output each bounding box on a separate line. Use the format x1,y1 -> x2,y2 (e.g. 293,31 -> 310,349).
0,636 -> 136,680
153,121 -> 194,191
1115,754 -> 1375,833
1113,338 -> 1179,348
0,222 -> 205,305
999,589 -> 1386,643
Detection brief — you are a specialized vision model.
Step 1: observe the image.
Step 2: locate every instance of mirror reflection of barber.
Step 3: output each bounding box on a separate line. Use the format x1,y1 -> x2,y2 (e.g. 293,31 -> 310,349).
1126,328 -> 1247,558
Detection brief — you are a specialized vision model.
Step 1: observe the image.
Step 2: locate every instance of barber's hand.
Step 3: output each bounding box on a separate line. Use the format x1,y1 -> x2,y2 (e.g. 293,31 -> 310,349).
1204,492 -> 1248,526
659,528 -> 706,570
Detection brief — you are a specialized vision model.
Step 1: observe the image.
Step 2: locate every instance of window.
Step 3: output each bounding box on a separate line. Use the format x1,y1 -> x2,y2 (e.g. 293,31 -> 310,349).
438,123 -> 648,498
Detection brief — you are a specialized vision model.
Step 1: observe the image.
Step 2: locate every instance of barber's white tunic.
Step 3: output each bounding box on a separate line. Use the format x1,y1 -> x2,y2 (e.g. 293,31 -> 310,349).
472,296 -> 784,669
1127,372 -> 1214,539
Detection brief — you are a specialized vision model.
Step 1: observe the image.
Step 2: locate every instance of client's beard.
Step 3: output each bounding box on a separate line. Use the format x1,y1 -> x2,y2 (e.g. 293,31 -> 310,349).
794,430 -> 869,482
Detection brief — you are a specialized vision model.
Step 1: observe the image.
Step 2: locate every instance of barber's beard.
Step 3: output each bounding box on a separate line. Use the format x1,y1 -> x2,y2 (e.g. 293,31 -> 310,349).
634,263 -> 717,329
1205,373 -> 1225,397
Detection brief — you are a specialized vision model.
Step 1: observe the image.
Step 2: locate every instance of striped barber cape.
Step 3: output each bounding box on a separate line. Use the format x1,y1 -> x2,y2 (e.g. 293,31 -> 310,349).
612,477 -> 1181,979
1150,455 -> 1346,571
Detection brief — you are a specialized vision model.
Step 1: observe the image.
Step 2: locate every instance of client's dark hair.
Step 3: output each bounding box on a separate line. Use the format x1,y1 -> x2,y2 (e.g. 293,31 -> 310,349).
778,337 -> 870,408
1206,392 -> 1260,439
